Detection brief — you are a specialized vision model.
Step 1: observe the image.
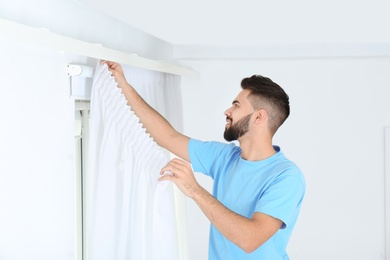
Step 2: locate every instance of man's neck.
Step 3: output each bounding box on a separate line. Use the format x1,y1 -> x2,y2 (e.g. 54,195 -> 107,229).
239,137 -> 276,161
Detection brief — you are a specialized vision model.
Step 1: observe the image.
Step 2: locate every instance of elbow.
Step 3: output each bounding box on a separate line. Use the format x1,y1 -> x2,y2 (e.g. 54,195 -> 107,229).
242,247 -> 258,254
233,228 -> 266,253
239,241 -> 262,254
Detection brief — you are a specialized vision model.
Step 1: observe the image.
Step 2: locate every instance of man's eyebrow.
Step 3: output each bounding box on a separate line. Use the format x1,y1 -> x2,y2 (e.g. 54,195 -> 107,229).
232,100 -> 240,105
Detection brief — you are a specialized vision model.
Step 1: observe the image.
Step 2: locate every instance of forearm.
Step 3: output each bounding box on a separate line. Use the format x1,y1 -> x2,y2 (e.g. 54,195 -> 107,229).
120,83 -> 189,160
191,186 -> 263,253
120,83 -> 172,141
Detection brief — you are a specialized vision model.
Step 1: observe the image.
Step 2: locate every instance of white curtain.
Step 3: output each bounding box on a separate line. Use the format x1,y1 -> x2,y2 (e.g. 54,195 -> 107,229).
86,63 -> 181,260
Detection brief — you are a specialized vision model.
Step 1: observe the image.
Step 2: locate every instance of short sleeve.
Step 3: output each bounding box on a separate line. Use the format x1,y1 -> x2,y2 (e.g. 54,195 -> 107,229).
188,139 -> 236,179
255,169 -> 305,229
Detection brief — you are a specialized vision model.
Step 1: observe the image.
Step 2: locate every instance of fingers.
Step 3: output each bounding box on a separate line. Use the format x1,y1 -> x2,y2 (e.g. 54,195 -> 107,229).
100,61 -> 128,88
107,62 -> 118,69
100,60 -> 120,71
99,60 -> 115,67
159,159 -> 200,198
159,172 -> 174,182
159,158 -> 190,181
160,158 -> 189,177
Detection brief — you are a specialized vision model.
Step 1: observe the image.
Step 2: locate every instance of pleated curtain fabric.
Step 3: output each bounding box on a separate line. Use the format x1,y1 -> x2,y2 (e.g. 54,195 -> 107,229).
87,63 -> 179,260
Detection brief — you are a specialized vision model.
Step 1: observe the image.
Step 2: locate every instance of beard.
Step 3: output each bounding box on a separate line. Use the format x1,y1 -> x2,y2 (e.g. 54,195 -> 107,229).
224,113 -> 253,142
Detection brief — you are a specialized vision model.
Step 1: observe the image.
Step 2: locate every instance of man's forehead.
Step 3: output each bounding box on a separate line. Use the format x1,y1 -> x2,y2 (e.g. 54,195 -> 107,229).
234,89 -> 251,102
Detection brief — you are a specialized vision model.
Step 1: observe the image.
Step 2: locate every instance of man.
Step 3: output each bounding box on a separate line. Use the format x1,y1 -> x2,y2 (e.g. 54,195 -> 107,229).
105,61 -> 305,259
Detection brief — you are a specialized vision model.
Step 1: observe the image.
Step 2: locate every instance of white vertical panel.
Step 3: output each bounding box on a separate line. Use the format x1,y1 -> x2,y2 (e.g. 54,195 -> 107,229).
386,126 -> 390,260
74,105 -> 90,260
80,108 -> 90,260
74,111 -> 83,260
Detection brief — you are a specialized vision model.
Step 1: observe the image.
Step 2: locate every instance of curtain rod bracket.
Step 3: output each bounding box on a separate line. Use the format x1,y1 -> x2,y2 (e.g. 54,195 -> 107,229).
68,64 -> 95,100
67,64 -> 95,78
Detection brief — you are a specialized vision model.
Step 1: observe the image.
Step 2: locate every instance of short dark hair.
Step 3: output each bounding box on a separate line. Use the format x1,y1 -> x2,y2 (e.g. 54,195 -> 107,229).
241,75 -> 290,135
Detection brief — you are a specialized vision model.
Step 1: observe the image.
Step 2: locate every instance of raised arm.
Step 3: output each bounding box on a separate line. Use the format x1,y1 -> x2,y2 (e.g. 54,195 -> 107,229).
105,61 -> 190,161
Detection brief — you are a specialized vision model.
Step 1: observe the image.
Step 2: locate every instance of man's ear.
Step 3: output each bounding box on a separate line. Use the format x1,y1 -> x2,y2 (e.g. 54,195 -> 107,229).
254,109 -> 268,124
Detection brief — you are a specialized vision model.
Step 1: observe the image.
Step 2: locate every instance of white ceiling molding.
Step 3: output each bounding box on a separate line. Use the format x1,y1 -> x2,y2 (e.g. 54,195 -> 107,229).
0,18 -> 197,77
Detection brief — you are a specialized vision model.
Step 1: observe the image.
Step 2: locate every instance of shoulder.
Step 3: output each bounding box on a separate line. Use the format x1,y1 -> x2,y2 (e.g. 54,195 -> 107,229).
189,138 -> 239,155
188,139 -> 241,177
272,147 -> 305,185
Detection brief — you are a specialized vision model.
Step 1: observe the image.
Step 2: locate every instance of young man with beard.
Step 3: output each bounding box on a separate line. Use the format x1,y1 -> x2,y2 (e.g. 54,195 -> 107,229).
104,61 -> 305,260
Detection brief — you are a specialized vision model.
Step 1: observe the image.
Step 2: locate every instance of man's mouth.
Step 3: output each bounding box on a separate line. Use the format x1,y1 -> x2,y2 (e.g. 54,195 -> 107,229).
225,118 -> 232,127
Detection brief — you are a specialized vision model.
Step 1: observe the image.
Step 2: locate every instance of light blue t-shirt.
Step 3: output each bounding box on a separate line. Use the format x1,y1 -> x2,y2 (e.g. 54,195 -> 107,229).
188,139 -> 305,260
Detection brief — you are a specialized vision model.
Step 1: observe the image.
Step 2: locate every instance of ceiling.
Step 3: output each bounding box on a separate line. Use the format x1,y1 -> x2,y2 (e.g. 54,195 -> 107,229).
81,0 -> 390,45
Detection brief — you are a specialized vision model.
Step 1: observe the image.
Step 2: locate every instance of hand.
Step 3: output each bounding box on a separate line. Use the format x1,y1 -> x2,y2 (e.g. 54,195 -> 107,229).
101,60 -> 129,89
159,158 -> 201,198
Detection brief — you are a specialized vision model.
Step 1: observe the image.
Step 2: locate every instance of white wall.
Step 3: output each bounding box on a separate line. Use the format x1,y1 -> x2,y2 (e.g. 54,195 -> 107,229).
179,57 -> 390,260
0,36 -> 79,260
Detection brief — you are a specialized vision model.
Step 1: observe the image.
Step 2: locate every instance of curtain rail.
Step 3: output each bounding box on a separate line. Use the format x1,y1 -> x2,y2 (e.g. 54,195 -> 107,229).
0,18 -> 198,78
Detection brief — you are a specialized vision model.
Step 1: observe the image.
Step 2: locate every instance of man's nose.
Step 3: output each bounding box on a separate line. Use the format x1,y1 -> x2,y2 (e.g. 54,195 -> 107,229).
224,107 -> 232,116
